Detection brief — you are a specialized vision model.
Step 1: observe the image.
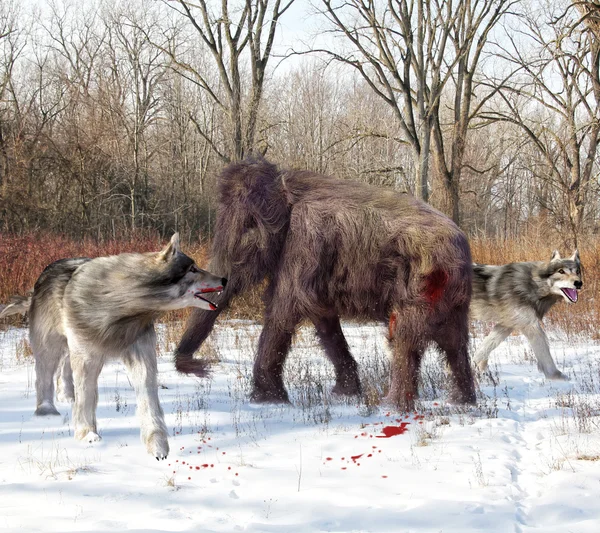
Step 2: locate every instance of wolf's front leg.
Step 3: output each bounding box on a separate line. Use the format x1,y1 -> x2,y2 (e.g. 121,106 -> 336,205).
472,325 -> 512,371
523,323 -> 568,381
70,348 -> 104,443
123,330 -> 169,460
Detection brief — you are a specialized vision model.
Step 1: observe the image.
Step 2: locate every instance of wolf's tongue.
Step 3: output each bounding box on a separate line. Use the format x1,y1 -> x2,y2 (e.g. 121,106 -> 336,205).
562,288 -> 578,303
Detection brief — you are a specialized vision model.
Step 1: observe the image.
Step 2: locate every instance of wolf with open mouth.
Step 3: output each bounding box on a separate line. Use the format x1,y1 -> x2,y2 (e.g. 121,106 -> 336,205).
0,233 -> 226,459
471,250 -> 582,380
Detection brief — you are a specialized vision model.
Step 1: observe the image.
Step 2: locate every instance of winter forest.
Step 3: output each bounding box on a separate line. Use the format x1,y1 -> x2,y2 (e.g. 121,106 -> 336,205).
0,0 -> 598,246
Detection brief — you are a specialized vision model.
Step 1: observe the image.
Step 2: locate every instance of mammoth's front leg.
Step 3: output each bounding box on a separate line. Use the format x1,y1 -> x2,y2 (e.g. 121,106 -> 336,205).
313,315 -> 361,396
250,313 -> 300,404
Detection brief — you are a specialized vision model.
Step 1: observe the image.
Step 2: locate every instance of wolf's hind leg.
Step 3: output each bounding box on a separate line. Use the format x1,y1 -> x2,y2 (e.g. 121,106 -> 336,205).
70,348 -> 104,442
123,330 -> 169,460
472,325 -> 512,371
33,333 -> 67,416
313,315 -> 361,396
523,323 -> 568,380
56,355 -> 74,403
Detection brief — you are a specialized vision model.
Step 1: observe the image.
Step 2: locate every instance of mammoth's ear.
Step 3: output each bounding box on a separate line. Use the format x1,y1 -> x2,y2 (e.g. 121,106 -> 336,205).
550,250 -> 561,262
157,233 -> 180,262
570,249 -> 580,263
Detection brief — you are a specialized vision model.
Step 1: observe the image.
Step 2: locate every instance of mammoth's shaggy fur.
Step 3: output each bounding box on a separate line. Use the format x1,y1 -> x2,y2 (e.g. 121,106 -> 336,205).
176,157 -> 476,410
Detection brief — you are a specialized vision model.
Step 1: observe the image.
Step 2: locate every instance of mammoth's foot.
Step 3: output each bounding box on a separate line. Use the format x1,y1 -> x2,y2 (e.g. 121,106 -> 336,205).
174,355 -> 210,378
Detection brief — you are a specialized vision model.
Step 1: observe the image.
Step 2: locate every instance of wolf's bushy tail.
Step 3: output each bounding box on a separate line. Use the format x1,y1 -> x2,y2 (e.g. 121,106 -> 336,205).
0,293 -> 32,319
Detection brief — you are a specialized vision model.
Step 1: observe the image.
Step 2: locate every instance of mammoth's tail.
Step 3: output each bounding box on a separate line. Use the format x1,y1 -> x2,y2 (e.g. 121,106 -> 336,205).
0,293 -> 32,320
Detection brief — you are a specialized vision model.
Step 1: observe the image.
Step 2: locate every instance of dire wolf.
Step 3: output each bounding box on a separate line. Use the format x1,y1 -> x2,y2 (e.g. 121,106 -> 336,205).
0,234 -> 226,459
471,250 -> 582,379
174,157 -> 476,411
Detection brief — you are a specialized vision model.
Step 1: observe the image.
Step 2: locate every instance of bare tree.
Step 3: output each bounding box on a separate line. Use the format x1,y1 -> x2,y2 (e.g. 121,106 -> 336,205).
484,0 -> 600,244
0,0 -> 25,198
317,0 -> 513,225
159,0 -> 295,162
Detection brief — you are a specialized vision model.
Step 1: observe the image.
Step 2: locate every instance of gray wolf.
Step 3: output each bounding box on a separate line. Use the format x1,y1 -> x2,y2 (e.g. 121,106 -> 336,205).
174,157 -> 476,411
471,250 -> 582,380
0,234 -> 226,459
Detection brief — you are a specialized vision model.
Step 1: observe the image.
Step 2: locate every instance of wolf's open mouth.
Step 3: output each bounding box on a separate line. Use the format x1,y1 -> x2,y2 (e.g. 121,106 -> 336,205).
194,287 -> 224,310
561,288 -> 578,303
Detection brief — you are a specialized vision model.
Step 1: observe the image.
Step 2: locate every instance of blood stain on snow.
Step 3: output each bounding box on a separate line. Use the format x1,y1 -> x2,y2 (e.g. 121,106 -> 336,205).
376,423 -> 410,438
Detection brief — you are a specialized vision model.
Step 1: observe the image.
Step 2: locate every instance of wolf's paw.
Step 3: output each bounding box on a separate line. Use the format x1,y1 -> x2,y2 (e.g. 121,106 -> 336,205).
145,431 -> 169,460
34,401 -> 60,416
75,429 -> 101,443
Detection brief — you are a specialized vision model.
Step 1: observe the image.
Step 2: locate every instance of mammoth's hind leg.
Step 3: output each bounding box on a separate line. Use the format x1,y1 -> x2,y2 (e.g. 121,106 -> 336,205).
432,307 -> 477,405
385,330 -> 425,412
251,313 -> 300,404
32,332 -> 67,416
313,315 -> 361,396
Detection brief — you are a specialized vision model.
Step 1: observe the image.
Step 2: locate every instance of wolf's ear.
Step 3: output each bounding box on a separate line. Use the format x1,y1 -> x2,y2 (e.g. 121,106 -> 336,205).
570,250 -> 580,263
550,250 -> 561,262
158,233 -> 180,262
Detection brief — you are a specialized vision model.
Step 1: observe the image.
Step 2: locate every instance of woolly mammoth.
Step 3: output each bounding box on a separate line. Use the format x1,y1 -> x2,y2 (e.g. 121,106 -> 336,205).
175,157 -> 476,411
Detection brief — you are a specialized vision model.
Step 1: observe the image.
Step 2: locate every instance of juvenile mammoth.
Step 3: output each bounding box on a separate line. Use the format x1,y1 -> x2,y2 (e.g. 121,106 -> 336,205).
175,157 -> 476,411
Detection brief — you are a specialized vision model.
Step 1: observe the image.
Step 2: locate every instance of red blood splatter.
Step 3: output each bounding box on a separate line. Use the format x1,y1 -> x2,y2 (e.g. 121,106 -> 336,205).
351,454 -> 363,462
341,467 -> 347,470
222,452 -> 226,455
433,402 -> 439,406
382,475 -> 388,479
377,423 -> 410,438
235,473 -> 238,476
325,457 -> 333,461
424,270 -> 448,305
228,467 -> 231,470
341,457 -> 345,461
202,464 -> 209,468
188,477 -> 191,480
367,454 -> 373,458
196,466 -> 200,470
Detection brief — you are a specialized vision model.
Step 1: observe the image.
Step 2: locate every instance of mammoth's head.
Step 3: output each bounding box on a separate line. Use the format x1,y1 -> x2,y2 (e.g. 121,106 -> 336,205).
211,157 -> 291,292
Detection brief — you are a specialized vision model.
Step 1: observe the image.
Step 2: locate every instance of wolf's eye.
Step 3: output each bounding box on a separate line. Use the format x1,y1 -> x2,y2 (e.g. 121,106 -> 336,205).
189,265 -> 200,274
576,269 -> 581,275
558,269 -> 565,274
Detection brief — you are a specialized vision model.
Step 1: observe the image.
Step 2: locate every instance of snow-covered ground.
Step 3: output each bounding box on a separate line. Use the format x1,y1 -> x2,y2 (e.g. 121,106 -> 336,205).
1,321 -> 600,533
